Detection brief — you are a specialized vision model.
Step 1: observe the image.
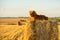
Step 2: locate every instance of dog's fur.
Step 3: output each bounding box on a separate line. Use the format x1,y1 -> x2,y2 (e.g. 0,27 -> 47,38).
29,10 -> 48,21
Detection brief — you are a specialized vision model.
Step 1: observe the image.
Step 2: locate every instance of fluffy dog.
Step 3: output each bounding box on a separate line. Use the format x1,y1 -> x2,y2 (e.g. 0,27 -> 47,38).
29,10 -> 48,21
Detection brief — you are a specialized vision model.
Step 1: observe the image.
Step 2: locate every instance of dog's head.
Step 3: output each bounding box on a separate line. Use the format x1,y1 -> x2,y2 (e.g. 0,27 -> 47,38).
29,10 -> 37,17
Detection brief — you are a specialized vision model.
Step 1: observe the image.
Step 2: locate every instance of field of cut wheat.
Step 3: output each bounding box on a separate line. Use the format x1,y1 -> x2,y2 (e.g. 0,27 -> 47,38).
0,18 -> 60,40
0,25 -> 26,40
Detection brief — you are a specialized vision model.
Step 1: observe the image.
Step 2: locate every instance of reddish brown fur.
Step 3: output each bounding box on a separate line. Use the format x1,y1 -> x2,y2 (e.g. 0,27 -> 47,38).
29,10 -> 48,21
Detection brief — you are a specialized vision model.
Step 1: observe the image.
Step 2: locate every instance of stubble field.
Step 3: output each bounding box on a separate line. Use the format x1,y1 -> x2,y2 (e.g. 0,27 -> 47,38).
0,17 -> 60,40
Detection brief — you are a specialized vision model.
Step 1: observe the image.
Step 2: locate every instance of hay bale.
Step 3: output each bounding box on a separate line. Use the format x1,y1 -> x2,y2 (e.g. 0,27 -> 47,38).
28,20 -> 58,40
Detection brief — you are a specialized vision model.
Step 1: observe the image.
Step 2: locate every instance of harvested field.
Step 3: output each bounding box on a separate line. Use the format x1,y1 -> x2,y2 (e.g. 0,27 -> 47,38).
0,18 -> 60,40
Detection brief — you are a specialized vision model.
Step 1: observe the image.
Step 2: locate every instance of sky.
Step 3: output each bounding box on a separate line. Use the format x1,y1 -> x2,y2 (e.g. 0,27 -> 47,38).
0,0 -> 60,17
